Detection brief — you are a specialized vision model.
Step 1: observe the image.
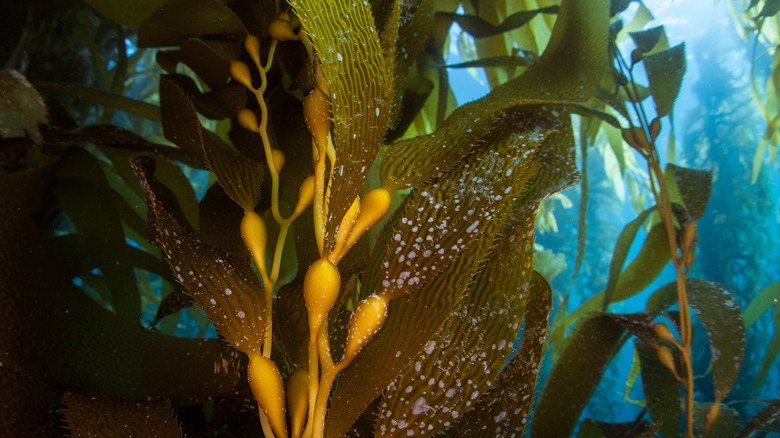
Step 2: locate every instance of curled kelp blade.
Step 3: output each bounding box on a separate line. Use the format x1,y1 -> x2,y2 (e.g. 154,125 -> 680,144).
64,393 -> 183,437
443,272 -> 552,437
288,0 -> 395,254
380,0 -> 610,192
132,155 -> 267,356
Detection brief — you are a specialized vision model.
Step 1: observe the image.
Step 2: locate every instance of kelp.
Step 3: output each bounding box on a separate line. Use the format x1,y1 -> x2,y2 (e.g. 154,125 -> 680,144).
1,0 -> 778,436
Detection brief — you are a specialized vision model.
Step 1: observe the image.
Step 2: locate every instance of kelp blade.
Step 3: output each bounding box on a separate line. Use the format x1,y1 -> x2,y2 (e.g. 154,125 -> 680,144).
288,0 -> 395,253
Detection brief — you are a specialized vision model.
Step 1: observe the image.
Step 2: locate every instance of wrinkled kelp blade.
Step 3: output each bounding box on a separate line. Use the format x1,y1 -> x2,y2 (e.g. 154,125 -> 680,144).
288,0 -> 394,252
202,132 -> 265,212
376,125 -> 541,301
532,313 -> 655,437
324,222 -> 498,438
327,106 -> 579,437
380,0 -> 609,191
65,393 -> 182,437
375,156 -> 540,436
443,272 -> 552,438
160,74 -> 265,212
132,156 -> 267,355
385,0 -> 433,128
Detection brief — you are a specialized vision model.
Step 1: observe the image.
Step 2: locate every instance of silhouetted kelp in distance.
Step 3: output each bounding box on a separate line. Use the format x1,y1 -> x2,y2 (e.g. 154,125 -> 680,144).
2,0 -> 780,436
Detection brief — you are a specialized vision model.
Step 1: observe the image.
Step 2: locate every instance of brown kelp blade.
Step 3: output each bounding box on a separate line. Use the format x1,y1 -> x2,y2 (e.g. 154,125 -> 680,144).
64,393 -> 183,437
132,155 -> 267,356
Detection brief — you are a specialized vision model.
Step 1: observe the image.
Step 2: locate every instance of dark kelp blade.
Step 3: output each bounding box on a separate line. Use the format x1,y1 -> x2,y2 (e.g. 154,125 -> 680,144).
64,393 -> 183,437
636,341 -> 680,438
137,0 -> 246,48
441,272 -> 552,438
665,163 -> 713,222
160,74 -> 264,212
737,397 -> 780,438
645,279 -> 745,404
642,43 -> 686,118
437,6 -> 559,39
52,147 -> 143,321
576,418 -> 658,438
1,165 -> 241,405
532,313 -> 656,437
288,0 -> 395,253
132,155 -> 267,356
693,402 -> 742,438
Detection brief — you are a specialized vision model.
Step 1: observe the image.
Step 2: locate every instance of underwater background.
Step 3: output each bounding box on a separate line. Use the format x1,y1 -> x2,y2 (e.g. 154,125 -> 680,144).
1,0 -> 780,436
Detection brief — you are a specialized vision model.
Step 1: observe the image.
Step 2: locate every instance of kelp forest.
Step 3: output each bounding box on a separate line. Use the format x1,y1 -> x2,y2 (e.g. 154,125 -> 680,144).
2,0 -> 780,436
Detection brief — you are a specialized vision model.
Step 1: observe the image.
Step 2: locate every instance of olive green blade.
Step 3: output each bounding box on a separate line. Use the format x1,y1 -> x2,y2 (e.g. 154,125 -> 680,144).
443,272 -> 552,437
375,124 -> 542,302
288,0 -> 395,253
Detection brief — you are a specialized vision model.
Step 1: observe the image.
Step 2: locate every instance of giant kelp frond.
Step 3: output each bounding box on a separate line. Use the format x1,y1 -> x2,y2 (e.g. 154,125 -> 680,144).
288,0 -> 396,253
133,156 -> 268,356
